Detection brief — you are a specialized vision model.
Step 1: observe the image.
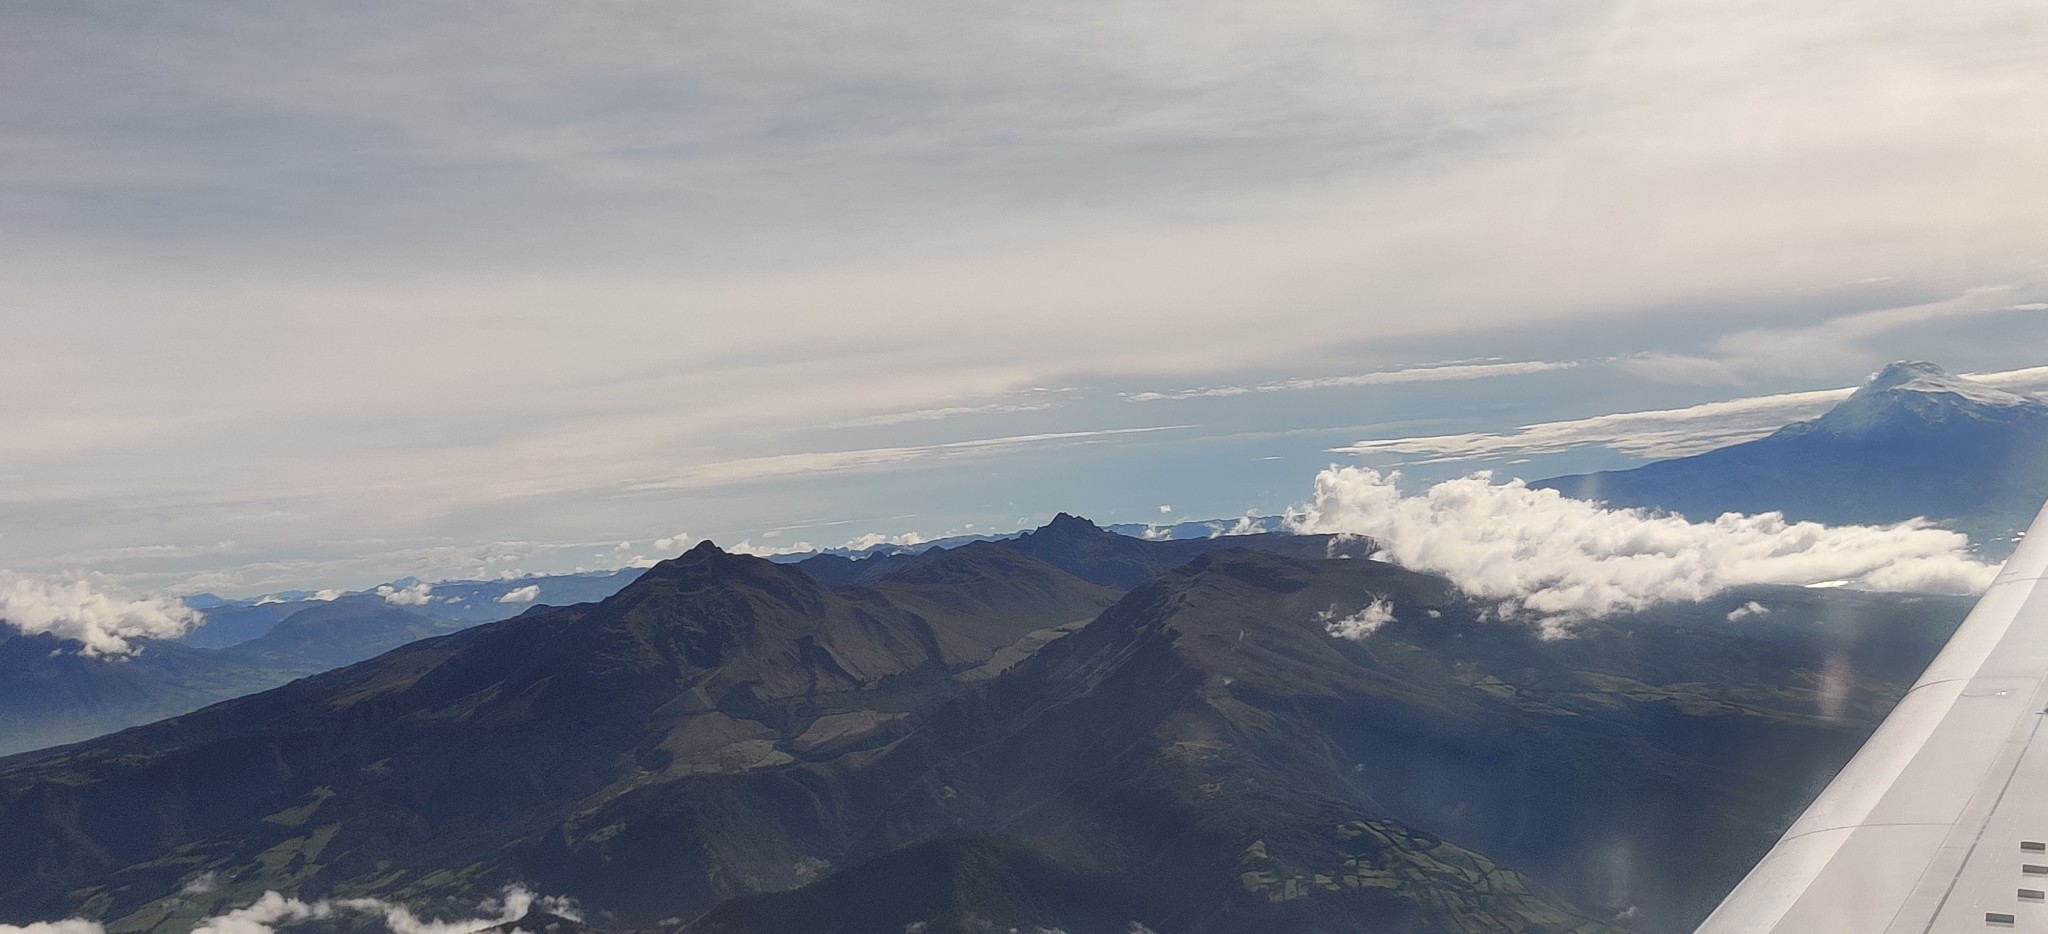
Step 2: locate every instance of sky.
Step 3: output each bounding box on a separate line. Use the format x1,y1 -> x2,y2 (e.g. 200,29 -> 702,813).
2,0 -> 2046,597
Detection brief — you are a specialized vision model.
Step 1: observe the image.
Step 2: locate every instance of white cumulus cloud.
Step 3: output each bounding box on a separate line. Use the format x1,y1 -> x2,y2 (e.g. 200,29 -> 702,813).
1319,598 -> 1396,640
1726,601 -> 1771,621
0,571 -> 203,656
496,585 -> 540,604
728,540 -> 815,557
1206,515 -> 1269,538
0,922 -> 106,934
842,531 -> 925,551
172,886 -> 577,934
375,582 -> 434,606
1289,467 -> 1997,637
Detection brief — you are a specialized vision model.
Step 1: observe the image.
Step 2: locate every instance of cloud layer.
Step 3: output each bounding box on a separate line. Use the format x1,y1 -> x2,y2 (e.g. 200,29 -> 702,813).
1290,467 -> 1997,636
5,886 -> 583,934
1335,363 -> 2048,464
1,0 -> 2043,594
0,572 -> 202,656
1126,361 -> 1578,402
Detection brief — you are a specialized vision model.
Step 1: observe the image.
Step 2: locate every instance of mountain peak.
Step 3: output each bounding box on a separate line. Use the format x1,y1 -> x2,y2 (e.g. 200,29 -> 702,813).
1036,512 -> 1104,536
1864,360 -> 2014,399
627,539 -> 783,590
1809,361 -> 2047,437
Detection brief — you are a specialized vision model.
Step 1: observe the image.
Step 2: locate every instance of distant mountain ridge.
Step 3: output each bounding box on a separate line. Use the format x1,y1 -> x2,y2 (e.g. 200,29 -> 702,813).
2,516 -> 1327,761
1535,361 -> 2048,538
181,569 -> 648,649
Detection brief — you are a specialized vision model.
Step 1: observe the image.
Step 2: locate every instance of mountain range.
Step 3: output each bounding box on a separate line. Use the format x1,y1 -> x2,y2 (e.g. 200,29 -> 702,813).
1535,362 -> 2048,540
0,514 -> 1974,933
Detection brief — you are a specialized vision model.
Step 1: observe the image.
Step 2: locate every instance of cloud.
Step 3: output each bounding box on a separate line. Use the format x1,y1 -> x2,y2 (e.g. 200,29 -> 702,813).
830,401 -> 1054,428
1726,600 -> 1769,621
1639,292 -> 2048,383
1335,361 -> 2048,464
1127,361 -> 1578,402
1289,467 -> 1997,637
1334,388 -> 1856,463
623,426 -> 1191,493
496,585 -> 540,604
1206,514 -> 1269,538
841,531 -> 925,551
728,540 -> 815,557
375,582 -> 435,606
1319,598 -> 1395,640
0,922 -> 105,934
3,0 -> 2046,598
652,532 -> 693,551
190,891 -> 327,934
0,571 -> 203,656
170,886 -> 578,934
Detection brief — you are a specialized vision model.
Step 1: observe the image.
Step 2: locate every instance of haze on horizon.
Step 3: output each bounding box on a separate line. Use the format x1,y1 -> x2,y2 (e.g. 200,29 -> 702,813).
3,0 -> 2046,596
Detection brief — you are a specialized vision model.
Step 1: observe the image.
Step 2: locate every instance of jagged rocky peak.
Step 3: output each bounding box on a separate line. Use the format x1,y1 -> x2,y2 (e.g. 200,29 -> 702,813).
630,539 -> 785,588
1034,512 -> 1105,536
1811,361 -> 2048,436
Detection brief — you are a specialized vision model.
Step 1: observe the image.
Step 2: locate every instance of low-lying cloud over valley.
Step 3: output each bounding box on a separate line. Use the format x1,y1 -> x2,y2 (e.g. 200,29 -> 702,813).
1290,467 -> 1998,637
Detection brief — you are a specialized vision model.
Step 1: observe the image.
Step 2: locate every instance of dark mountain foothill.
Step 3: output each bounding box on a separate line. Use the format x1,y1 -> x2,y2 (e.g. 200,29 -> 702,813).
0,598 -> 475,757
0,514 -> 1975,934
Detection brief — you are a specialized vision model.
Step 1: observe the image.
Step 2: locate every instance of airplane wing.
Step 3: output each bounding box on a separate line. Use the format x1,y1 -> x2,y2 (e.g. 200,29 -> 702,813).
1697,502 -> 2048,933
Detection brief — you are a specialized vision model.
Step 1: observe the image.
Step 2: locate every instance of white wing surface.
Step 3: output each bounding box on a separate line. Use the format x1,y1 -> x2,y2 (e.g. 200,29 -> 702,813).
1698,502 -> 2048,933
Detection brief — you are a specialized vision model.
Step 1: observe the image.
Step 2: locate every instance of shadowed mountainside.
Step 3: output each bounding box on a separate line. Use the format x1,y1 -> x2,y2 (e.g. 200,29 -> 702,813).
0,599 -> 474,756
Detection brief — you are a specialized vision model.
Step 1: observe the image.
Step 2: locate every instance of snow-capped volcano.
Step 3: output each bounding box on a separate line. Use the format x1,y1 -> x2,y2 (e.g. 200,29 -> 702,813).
1534,362 -> 2048,542
1809,361 -> 2048,437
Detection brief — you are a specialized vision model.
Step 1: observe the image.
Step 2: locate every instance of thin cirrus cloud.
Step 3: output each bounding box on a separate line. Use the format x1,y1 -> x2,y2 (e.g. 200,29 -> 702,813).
0,0 -> 2042,593
1334,364 -> 2048,463
1618,294 -> 2048,385
828,401 -> 1057,428
622,425 -> 1191,493
1290,467 -> 1998,638
1124,360 -> 1579,402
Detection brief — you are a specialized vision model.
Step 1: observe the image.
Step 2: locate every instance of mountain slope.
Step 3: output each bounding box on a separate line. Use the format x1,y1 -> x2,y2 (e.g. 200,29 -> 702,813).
0,600 -> 476,757
0,634 -> 295,758
686,550 -> 1969,933
216,599 -> 471,669
0,533 -> 1974,933
0,540 -> 1114,928
1534,362 -> 2048,534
